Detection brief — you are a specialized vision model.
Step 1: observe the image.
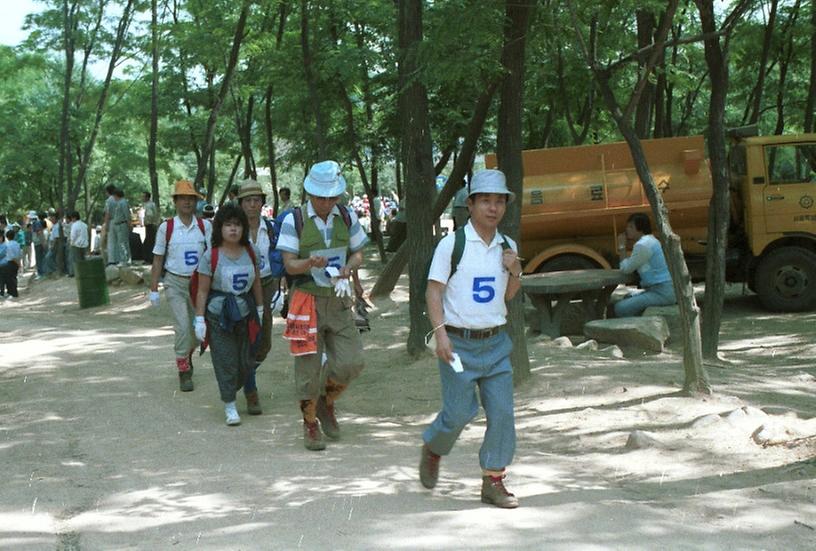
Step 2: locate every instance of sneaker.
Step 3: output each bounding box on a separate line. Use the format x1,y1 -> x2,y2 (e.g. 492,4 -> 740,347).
480,475 -> 519,509
316,396 -> 339,440
245,390 -> 263,415
303,420 -> 326,451
178,370 -> 193,392
224,402 -> 241,426
419,444 -> 441,489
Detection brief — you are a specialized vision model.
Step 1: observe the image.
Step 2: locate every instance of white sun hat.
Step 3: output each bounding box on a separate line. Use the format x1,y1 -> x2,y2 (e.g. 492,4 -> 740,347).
467,169 -> 515,204
303,160 -> 346,198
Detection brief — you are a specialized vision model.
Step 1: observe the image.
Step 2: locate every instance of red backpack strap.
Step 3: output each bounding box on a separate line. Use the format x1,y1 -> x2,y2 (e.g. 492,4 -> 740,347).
211,247 -> 219,272
165,217 -> 174,247
196,217 -> 205,236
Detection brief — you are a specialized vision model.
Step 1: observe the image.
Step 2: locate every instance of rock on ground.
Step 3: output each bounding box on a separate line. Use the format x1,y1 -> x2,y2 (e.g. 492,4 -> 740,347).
584,316 -> 669,352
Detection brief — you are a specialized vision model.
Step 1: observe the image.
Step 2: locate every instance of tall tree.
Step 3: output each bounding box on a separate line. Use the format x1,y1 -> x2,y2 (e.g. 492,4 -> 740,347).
193,0 -> 251,188
496,0 -> 536,382
568,0 -> 710,394
695,0 -> 752,359
398,0 -> 436,356
148,0 -> 160,210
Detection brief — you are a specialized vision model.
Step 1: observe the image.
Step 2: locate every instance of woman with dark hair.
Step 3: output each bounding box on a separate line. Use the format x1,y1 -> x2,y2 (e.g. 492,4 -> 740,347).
614,212 -> 676,317
193,204 -> 264,426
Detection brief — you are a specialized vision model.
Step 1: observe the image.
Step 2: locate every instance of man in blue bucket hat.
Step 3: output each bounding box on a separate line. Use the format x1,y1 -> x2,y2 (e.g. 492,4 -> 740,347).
277,160 -> 369,451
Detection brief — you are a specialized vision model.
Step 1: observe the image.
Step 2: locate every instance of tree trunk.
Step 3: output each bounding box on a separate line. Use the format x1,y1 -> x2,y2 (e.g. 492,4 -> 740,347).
610,87 -> 709,393
496,0 -> 535,383
371,80 -> 498,297
58,0 -> 77,212
806,3 -> 816,133
745,0 -> 778,125
265,86 -> 280,215
69,0 -> 135,210
300,0 -> 328,160
148,0 -> 160,211
634,9 -> 656,139
398,0 -> 437,357
696,0 -> 734,360
194,1 -> 251,188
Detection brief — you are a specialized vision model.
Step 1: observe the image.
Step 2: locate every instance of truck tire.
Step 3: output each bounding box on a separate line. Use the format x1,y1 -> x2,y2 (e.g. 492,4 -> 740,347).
538,254 -> 598,273
754,247 -> 816,312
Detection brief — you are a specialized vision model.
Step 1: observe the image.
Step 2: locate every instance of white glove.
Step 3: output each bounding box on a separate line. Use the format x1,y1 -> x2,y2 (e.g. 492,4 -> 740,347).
194,316 -> 206,342
256,305 -> 265,325
334,278 -> 352,298
149,291 -> 160,307
270,290 -> 285,314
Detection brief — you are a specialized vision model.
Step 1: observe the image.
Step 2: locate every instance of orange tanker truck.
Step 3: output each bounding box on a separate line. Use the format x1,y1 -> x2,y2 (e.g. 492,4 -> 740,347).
485,130 -> 816,312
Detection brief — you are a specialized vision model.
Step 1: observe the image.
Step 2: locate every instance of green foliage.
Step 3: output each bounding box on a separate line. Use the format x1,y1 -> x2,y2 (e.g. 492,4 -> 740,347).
1,0 -> 814,216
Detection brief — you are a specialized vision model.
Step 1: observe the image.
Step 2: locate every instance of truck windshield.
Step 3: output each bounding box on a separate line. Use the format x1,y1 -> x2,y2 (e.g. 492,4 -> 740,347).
765,144 -> 816,184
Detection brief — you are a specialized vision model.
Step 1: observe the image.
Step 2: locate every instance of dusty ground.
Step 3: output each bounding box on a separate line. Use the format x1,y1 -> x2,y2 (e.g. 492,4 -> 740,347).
0,252 -> 814,550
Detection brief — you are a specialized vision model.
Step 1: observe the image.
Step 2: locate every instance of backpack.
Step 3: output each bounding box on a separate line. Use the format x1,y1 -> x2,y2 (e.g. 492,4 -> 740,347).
262,217 -> 285,278
421,227 -> 512,298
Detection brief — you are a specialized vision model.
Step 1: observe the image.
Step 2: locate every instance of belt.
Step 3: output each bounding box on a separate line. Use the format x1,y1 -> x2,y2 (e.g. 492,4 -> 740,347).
444,325 -> 504,340
166,271 -> 191,279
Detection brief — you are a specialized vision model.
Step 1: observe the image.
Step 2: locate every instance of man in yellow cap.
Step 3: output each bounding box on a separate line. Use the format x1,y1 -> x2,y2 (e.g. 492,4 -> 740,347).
148,180 -> 212,391
279,160 -> 368,451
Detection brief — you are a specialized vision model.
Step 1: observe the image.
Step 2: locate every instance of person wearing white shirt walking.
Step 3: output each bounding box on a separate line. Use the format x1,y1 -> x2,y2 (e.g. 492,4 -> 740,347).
149,180 -> 213,392
419,169 -> 523,509
68,211 -> 89,272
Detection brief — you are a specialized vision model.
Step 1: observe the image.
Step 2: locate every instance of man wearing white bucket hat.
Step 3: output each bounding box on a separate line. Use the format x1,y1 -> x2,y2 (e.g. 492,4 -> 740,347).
277,160 -> 368,451
420,168 -> 523,508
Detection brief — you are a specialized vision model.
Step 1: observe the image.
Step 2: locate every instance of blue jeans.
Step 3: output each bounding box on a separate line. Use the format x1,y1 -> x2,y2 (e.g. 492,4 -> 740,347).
614,281 -> 676,317
423,330 -> 515,471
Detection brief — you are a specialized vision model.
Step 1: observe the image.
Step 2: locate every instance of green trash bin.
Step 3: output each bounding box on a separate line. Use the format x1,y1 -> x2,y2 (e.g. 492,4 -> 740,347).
75,256 -> 110,309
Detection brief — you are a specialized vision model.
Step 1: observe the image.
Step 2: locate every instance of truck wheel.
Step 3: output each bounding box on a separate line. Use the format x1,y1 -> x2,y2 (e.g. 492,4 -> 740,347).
538,254 -> 598,273
754,247 -> 816,312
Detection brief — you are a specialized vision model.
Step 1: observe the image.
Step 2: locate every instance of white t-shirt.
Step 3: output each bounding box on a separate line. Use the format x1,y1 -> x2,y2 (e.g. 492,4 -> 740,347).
197,247 -> 259,316
427,222 -> 517,330
152,216 -> 212,276
70,220 -> 89,248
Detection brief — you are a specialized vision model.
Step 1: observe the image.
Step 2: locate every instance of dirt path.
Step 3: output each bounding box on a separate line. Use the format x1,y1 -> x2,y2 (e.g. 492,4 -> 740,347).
1,268 -> 814,550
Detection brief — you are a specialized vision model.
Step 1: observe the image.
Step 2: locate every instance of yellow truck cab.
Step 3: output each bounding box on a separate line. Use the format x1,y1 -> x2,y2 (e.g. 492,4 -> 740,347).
486,131 -> 816,312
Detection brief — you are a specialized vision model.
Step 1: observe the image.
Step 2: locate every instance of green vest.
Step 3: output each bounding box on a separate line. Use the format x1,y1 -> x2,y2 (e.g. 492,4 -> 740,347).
296,212 -> 351,297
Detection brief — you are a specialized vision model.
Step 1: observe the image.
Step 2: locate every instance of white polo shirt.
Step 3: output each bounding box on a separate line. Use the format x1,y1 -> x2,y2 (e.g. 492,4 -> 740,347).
427,222 -> 517,330
152,216 -> 212,276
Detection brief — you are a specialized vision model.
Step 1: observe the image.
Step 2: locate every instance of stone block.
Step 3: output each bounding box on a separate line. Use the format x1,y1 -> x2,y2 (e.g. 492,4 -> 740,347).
105,265 -> 121,283
119,266 -> 144,285
583,316 -> 669,353
643,305 -> 682,346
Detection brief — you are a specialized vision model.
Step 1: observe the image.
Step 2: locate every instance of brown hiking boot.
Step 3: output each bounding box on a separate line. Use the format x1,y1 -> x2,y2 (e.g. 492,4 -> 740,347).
419,444 -> 441,489
481,475 -> 519,509
316,395 -> 339,440
303,420 -> 326,451
245,391 -> 262,415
